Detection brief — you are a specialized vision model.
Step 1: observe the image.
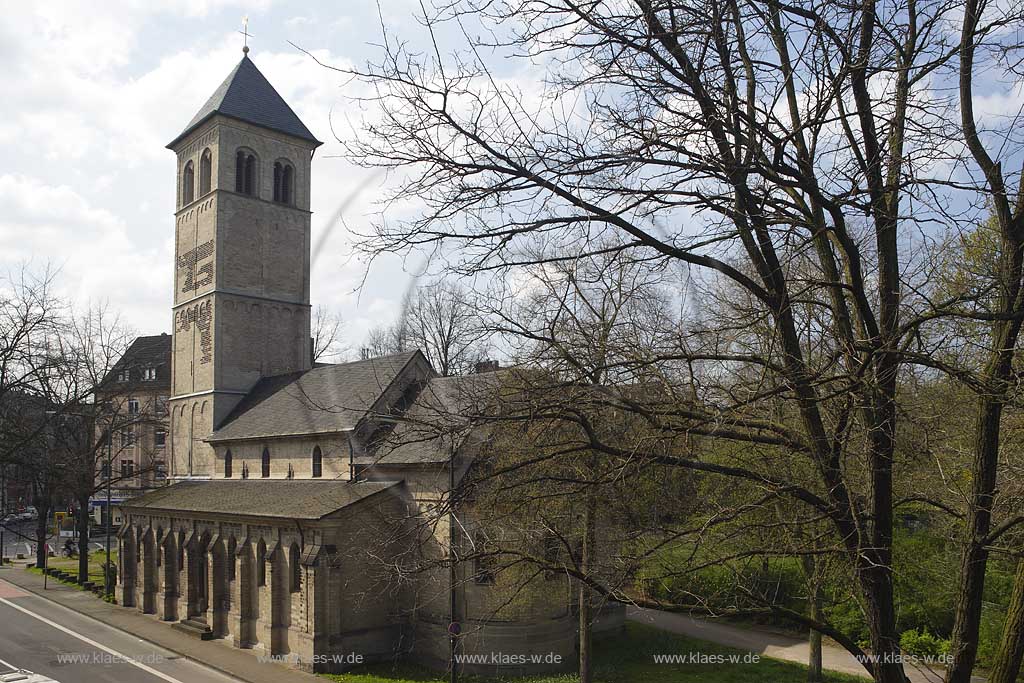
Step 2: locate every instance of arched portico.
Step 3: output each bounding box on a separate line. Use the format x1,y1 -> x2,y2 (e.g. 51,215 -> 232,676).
119,527 -> 137,608
141,526 -> 158,614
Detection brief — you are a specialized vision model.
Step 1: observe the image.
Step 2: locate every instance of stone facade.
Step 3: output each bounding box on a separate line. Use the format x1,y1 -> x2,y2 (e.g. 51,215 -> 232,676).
168,114 -> 314,479
117,52 -> 623,678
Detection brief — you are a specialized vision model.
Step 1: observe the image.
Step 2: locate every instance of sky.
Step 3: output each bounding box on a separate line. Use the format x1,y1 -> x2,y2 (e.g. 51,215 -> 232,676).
0,0 -> 429,349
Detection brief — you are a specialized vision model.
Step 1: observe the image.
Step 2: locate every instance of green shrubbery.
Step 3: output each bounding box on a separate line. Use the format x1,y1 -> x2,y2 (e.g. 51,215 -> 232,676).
637,526 -> 1016,667
899,629 -> 950,658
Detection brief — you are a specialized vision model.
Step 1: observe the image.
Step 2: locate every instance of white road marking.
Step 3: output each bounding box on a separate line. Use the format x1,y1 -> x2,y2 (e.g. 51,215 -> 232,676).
0,596 -> 186,683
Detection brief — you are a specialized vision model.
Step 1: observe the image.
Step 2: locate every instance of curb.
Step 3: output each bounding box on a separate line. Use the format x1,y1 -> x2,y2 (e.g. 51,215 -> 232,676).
4,566 -> 317,683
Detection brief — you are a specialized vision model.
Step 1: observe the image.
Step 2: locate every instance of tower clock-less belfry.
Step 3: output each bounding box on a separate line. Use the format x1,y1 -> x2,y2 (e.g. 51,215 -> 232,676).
118,46 -> 624,676
166,54 -> 321,478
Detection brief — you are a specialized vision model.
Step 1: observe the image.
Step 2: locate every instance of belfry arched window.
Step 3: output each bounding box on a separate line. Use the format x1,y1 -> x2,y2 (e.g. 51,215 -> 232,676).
199,148 -> 212,195
311,446 -> 322,478
273,161 -> 294,205
261,447 -> 270,478
182,160 -> 195,205
224,449 -> 232,478
235,150 -> 256,196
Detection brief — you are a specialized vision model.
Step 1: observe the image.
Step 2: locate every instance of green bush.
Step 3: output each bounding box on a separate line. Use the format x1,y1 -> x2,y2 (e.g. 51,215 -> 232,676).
975,604 -> 1005,667
899,629 -> 950,658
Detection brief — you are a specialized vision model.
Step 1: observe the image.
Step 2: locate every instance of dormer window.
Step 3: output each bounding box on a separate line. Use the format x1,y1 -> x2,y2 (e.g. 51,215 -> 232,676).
273,161 -> 294,204
235,150 -> 256,196
199,148 -> 212,195
116,369 -> 129,382
142,367 -> 156,381
182,160 -> 195,205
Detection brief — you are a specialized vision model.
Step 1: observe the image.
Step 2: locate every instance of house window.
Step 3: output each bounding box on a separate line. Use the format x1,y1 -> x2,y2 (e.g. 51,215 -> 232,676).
142,367 -> 157,381
261,447 -> 270,478
199,148 -> 212,195
311,446 -> 322,478
224,449 -> 232,478
116,369 -> 129,382
154,461 -> 167,480
121,428 -> 136,446
290,543 -> 301,593
100,463 -> 111,480
121,460 -> 135,478
474,532 -> 495,585
155,430 -> 166,447
127,398 -> 140,414
156,395 -> 169,415
182,160 -> 195,204
235,150 -> 256,195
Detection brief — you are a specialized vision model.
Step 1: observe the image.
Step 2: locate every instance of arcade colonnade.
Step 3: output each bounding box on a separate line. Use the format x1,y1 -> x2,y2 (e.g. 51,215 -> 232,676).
117,517 -> 321,662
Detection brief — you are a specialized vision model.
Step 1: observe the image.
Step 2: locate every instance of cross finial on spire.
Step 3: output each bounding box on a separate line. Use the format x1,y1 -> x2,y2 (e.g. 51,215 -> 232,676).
239,16 -> 252,55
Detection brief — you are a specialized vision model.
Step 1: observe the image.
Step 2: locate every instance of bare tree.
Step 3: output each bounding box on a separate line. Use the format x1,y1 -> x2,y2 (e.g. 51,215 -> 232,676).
312,304 -> 347,362
360,282 -> 488,373
307,1 -> 1024,680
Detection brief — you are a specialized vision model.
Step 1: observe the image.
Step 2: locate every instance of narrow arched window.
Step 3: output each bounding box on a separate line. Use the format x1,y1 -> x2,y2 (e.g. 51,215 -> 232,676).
261,447 -> 270,478
273,162 -> 282,202
256,539 -> 266,586
199,148 -> 212,195
289,543 -> 301,593
224,449 -> 232,478
182,161 -> 195,205
235,150 -> 256,196
282,164 -> 293,204
311,446 -> 322,478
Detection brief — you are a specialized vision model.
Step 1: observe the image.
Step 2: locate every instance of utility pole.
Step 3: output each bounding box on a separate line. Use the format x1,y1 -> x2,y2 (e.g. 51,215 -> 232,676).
1,464 -> 6,567
104,422 -> 112,599
448,446 -> 458,683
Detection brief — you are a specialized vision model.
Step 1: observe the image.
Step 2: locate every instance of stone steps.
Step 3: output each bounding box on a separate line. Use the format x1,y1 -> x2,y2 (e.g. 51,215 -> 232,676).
172,617 -> 214,640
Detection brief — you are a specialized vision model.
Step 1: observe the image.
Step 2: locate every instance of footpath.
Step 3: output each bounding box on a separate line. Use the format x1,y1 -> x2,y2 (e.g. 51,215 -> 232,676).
627,606 -> 983,683
0,562 -> 321,683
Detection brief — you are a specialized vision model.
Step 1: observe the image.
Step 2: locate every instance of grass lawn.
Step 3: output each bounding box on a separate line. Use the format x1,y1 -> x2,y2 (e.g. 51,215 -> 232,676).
322,623 -> 866,683
29,548 -> 118,586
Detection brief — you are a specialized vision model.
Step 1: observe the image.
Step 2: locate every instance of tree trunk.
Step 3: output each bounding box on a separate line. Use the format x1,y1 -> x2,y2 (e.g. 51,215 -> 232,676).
579,489 -> 596,683
77,493 -> 91,583
988,556 -> 1024,683
807,568 -> 824,683
948,383 -> 1011,683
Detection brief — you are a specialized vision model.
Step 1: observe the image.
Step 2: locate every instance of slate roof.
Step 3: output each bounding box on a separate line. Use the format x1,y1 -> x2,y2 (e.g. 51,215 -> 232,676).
362,373 -> 503,465
168,55 -> 321,149
120,479 -> 400,519
208,351 -> 423,443
101,333 -> 172,391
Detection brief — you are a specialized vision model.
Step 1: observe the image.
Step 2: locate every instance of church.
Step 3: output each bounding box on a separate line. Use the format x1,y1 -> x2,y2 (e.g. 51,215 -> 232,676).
116,49 -> 622,676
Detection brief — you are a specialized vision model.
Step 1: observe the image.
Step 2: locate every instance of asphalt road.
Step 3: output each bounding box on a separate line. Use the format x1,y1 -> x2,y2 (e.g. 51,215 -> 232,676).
1,520 -> 110,560
0,578 -> 239,683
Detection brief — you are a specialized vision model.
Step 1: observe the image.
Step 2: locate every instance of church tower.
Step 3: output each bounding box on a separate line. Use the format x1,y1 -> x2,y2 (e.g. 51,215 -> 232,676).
166,51 -> 321,479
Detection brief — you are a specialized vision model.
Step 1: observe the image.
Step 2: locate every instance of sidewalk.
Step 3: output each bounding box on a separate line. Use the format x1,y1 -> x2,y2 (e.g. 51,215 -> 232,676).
627,606 -> 974,683
0,563 -> 323,683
